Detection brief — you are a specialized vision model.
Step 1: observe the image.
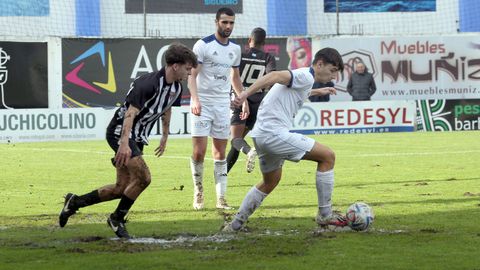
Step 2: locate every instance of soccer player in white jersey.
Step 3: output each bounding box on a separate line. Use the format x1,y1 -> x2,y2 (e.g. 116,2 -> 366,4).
224,47 -> 347,231
188,7 -> 248,210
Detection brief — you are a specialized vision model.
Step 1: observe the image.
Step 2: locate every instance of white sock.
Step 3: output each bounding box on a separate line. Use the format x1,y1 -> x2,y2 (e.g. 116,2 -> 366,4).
214,159 -> 227,199
232,186 -> 268,229
316,169 -> 334,217
190,157 -> 204,193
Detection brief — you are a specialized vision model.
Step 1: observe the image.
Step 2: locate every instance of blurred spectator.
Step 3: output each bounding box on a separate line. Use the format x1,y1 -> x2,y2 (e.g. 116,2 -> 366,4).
346,62 -> 376,101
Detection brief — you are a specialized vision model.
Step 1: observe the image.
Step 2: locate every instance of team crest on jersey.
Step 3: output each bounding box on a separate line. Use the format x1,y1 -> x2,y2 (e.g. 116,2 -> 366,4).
213,51 -> 218,56
229,52 -> 234,59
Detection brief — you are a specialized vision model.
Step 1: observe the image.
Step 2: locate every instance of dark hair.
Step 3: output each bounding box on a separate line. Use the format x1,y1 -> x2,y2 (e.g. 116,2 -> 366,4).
165,43 -> 198,68
250,27 -> 266,46
216,7 -> 235,20
312,47 -> 344,72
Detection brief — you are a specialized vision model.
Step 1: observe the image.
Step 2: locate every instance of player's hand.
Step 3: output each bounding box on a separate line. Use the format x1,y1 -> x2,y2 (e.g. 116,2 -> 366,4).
191,98 -> 202,116
155,135 -> 168,157
233,92 -> 248,108
319,87 -> 337,96
240,100 -> 250,120
114,143 -> 132,168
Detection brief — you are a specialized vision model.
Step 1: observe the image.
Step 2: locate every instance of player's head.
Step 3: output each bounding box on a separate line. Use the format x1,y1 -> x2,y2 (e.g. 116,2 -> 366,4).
215,7 -> 235,38
249,27 -> 266,48
311,47 -> 344,83
165,43 -> 198,81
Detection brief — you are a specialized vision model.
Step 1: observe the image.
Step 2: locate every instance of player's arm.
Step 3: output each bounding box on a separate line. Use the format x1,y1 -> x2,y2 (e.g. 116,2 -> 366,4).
188,64 -> 202,116
115,105 -> 140,167
231,67 -> 249,119
310,87 -> 337,97
155,107 -> 172,157
233,70 -> 291,107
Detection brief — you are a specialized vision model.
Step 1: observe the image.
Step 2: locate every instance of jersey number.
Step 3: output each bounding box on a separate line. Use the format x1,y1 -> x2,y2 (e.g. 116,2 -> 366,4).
240,63 -> 266,85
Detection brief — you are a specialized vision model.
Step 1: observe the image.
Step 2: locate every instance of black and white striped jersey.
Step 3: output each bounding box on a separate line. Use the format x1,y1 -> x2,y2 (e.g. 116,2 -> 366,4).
107,67 -> 181,145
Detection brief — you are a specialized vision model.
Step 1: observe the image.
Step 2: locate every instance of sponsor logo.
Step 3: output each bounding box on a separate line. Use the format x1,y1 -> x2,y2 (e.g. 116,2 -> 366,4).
417,99 -> 480,131
214,74 -> 227,81
210,62 -> 231,68
294,106 -> 318,128
0,112 -> 97,131
416,100 -> 451,131
194,121 -> 209,129
0,47 -> 12,109
65,41 -> 117,95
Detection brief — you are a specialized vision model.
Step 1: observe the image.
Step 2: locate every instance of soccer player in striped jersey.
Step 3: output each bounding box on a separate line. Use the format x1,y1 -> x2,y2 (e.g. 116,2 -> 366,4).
188,7 -> 248,210
58,43 -> 197,239
226,27 -> 276,174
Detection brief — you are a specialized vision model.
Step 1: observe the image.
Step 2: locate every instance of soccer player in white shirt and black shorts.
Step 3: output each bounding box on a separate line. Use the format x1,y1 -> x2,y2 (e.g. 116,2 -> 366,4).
188,7 -> 248,210
224,48 -> 349,232
58,44 -> 197,239
226,27 -> 276,174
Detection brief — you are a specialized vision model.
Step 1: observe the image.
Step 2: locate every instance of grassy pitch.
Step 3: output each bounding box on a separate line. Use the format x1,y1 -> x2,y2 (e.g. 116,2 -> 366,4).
0,131 -> 479,270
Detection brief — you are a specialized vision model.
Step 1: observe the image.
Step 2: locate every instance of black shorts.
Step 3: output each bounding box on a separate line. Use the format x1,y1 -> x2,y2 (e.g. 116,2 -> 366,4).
231,92 -> 265,130
106,132 -> 144,159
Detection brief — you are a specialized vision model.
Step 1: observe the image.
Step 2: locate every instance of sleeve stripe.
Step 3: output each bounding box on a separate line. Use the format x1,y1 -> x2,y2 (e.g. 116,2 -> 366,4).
287,70 -> 294,88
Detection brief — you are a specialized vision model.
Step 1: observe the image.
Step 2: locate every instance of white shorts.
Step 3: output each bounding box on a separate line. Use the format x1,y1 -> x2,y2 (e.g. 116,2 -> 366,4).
253,132 -> 315,173
191,105 -> 230,139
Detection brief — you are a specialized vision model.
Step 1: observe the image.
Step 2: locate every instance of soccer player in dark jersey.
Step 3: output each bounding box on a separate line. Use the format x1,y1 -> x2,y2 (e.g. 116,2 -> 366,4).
226,27 -> 276,173
58,43 -> 197,239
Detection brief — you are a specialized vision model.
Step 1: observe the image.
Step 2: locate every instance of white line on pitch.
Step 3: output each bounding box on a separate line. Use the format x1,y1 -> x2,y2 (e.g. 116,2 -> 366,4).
10,147 -> 480,159
13,147 -> 207,160
346,150 -> 480,157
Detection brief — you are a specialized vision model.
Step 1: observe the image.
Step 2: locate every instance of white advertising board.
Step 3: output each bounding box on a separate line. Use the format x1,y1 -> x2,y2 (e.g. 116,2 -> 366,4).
0,108 -> 114,143
313,35 -> 480,102
1,102 -> 415,143
293,100 -> 416,134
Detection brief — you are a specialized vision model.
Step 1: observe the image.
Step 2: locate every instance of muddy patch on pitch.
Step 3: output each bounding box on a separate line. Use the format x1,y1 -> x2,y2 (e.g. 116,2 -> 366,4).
75,236 -> 105,242
118,233 -> 236,247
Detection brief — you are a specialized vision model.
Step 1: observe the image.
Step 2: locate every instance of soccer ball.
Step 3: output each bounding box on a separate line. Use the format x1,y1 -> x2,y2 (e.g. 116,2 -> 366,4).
346,202 -> 374,231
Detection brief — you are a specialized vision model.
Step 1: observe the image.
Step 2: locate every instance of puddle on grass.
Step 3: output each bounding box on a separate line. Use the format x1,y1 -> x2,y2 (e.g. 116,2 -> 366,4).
260,229 -> 300,236
371,228 -> 408,234
105,227 -> 411,247
112,233 -> 236,246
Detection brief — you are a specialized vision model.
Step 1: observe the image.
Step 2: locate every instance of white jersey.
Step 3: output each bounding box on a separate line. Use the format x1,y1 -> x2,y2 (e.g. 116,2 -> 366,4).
250,67 -> 315,137
193,34 -> 241,106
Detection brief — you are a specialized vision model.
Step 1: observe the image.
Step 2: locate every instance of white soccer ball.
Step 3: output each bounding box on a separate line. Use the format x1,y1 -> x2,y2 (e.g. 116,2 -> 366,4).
346,202 -> 374,231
